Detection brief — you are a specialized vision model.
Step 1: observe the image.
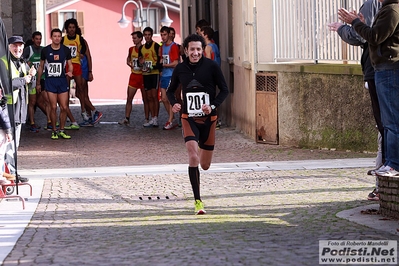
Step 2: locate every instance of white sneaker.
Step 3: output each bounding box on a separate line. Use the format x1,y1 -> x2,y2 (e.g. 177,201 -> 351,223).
152,117 -> 159,127
81,112 -> 90,121
143,119 -> 154,127
118,118 -> 129,125
163,121 -> 177,130
375,165 -> 390,175
368,164 -> 385,176
376,165 -> 399,177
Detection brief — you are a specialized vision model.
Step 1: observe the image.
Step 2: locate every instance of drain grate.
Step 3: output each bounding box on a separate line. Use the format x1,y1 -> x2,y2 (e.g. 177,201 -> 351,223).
138,196 -> 170,200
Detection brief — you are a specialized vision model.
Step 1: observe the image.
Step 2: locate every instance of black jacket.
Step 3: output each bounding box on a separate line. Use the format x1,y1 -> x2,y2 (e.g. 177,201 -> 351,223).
0,102 -> 11,134
353,0 -> 399,69
337,0 -> 381,80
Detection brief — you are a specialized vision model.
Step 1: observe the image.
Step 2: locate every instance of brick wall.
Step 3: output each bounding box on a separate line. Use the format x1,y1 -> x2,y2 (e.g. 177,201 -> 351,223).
378,176 -> 399,219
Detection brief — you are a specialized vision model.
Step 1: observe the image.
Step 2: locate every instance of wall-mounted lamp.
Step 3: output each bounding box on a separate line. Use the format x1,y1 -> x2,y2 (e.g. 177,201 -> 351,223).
117,0 -> 144,28
117,0 -> 173,29
146,0 -> 173,27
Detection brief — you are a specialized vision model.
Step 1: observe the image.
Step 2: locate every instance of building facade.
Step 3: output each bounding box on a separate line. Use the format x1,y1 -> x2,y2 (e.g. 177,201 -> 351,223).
4,0 -> 376,150
45,0 -> 181,100
180,0 -> 376,152
2,0 -> 181,101
1,0 -> 45,40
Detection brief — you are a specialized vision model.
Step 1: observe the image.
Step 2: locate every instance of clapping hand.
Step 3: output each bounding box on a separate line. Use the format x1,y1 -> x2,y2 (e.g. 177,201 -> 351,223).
327,22 -> 343,32
338,8 -> 358,25
29,65 -> 36,76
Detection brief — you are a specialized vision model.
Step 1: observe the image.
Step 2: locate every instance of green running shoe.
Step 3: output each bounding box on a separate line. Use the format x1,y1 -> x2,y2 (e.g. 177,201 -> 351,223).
64,124 -> 80,130
58,131 -> 71,139
51,131 -> 58,140
194,199 -> 206,215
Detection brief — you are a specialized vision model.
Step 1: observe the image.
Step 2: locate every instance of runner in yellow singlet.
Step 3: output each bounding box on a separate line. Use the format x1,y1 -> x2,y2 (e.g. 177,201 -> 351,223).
119,31 -> 144,125
139,27 -> 161,127
62,19 -> 102,127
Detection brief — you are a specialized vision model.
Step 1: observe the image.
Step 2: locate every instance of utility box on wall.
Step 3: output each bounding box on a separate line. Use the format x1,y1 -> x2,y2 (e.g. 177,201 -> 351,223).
256,72 -> 278,144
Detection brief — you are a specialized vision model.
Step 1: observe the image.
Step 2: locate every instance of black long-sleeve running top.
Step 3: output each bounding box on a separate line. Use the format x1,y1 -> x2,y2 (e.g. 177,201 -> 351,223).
166,56 -> 229,116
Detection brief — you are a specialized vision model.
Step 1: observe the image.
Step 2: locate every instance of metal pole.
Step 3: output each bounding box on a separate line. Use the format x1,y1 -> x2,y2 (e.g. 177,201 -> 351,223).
313,0 -> 318,63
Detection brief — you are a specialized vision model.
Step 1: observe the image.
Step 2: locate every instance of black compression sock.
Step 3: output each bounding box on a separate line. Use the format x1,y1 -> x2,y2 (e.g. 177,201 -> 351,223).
189,166 -> 200,200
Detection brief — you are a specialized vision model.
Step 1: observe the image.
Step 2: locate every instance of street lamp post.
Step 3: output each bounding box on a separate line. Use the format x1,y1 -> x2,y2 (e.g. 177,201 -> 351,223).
117,0 -> 173,29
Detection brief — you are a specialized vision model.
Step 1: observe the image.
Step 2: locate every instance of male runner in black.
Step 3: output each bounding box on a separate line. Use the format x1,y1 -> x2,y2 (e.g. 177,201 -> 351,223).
167,34 -> 229,214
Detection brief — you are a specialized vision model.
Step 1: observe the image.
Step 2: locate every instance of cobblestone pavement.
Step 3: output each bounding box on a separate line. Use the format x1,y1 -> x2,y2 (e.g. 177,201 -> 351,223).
1,104 -> 398,266
3,169 -> 399,266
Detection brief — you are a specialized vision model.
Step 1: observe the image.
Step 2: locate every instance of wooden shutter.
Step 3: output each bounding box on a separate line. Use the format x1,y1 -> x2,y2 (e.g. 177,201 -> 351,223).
77,11 -> 84,36
50,12 -> 59,29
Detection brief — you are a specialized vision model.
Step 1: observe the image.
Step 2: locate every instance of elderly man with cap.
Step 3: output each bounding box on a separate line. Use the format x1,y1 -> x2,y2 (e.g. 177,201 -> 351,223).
4,35 -> 36,183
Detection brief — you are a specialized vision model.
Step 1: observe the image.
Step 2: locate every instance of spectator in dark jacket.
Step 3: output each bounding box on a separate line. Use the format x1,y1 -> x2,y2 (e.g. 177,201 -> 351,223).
330,0 -> 382,200
339,0 -> 399,178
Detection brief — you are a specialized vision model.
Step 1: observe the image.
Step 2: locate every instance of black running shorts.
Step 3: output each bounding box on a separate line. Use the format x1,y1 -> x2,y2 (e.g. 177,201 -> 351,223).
181,114 -> 217,150
143,74 -> 159,91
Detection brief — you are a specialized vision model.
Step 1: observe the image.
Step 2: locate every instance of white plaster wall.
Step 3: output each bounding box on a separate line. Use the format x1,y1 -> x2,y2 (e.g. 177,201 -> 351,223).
255,0 -> 274,63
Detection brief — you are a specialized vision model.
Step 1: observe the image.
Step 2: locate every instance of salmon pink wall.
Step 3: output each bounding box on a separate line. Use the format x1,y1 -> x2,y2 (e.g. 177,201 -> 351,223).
46,0 -> 181,101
